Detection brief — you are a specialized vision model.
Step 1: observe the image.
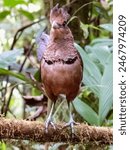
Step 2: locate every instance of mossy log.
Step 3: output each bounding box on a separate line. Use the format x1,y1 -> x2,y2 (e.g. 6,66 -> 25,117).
0,118 -> 112,145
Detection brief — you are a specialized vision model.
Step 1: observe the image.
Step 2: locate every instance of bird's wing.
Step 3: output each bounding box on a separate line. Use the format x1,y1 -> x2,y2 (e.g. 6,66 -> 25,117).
36,32 -> 49,62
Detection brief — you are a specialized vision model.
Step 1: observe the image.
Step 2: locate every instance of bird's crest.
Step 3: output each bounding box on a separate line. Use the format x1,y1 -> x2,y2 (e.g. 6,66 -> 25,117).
50,4 -> 70,24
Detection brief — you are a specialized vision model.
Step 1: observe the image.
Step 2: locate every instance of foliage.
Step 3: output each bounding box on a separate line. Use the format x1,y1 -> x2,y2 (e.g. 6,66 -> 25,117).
0,49 -> 23,68
0,0 -> 113,149
74,32 -> 113,125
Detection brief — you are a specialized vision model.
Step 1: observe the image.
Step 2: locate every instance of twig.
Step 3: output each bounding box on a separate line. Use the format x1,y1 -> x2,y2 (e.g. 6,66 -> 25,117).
0,118 -> 113,144
8,109 -> 17,118
4,86 -> 15,116
64,0 -> 77,7
71,2 -> 97,17
19,43 -> 35,72
67,2 -> 97,24
1,66 -> 10,114
10,17 -> 45,50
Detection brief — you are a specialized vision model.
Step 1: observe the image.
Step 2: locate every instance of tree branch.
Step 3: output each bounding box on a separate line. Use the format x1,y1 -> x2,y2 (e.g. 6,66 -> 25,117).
0,118 -> 112,144
10,17 -> 45,50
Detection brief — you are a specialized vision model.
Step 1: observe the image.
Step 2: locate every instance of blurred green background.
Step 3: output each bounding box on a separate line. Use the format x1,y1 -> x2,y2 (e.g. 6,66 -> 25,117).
0,0 -> 113,149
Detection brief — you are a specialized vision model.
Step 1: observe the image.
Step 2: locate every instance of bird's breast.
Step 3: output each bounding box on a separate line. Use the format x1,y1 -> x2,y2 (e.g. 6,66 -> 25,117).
41,57 -> 82,101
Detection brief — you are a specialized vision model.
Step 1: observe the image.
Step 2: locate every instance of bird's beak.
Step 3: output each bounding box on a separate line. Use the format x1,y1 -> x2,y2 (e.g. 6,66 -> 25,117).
52,21 -> 61,29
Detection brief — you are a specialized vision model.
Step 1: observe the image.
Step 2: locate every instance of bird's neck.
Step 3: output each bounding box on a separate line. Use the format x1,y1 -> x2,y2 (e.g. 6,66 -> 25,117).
50,28 -> 74,43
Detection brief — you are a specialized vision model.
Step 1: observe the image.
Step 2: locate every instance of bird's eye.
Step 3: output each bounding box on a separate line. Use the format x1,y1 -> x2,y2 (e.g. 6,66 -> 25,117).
63,21 -> 67,26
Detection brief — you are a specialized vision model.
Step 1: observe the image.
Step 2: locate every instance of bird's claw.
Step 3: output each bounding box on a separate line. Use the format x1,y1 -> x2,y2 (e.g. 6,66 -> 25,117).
63,120 -> 79,135
45,119 -> 56,133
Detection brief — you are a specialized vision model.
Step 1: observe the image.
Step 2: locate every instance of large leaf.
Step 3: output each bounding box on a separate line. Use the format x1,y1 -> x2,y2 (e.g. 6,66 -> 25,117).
80,22 -> 89,39
80,22 -> 101,39
99,54 -> 113,124
0,68 -> 42,91
75,43 -> 102,97
75,43 -> 113,125
0,141 -> 6,150
90,46 -> 111,66
94,2 -> 110,19
34,69 -> 41,82
90,38 -> 113,47
73,98 -> 98,125
0,11 -> 10,21
0,68 -> 29,82
83,67 -> 101,97
85,38 -> 112,67
4,0 -> 26,7
18,9 -> 34,20
0,49 -> 23,68
99,24 -> 113,32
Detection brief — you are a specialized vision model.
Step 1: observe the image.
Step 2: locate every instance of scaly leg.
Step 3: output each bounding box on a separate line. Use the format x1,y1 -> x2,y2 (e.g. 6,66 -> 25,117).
45,100 -> 56,133
64,102 -> 79,134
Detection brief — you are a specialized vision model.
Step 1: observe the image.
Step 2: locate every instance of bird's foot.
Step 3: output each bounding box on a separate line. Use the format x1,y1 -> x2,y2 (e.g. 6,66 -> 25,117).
45,118 -> 56,133
63,119 -> 79,136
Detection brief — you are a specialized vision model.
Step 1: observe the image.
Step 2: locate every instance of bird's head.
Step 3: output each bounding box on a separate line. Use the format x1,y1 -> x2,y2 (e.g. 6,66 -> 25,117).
49,4 -> 72,41
50,4 -> 70,30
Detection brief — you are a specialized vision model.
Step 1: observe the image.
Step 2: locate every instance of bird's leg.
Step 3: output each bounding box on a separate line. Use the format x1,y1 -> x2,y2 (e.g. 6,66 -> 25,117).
45,100 -> 56,133
64,102 -> 78,134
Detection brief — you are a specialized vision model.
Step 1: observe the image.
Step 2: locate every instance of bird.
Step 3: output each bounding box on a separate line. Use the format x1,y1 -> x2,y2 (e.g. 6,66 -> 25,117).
40,4 -> 83,133
36,31 -> 49,62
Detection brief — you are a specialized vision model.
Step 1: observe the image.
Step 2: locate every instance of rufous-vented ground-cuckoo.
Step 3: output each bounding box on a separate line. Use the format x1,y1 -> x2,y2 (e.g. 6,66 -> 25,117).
37,4 -> 83,133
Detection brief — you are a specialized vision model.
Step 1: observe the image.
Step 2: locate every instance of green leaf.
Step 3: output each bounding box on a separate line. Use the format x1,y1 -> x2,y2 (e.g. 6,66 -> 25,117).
80,22 -> 101,39
99,54 -> 113,124
18,9 -> 34,20
88,24 -> 101,31
99,24 -> 113,32
80,22 -> 89,39
0,11 -> 10,21
85,38 -> 113,68
75,43 -> 102,97
75,43 -> 113,125
0,49 -> 23,68
34,69 -> 41,82
0,141 -> 6,150
73,98 -> 98,125
0,68 -> 42,91
83,67 -> 101,97
91,46 -> 111,66
4,0 -> 26,7
0,68 -> 29,82
94,2 -> 110,19
90,38 -> 113,47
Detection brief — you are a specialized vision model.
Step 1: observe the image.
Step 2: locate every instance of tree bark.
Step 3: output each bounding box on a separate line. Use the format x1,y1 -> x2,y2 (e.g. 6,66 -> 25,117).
0,117 -> 112,145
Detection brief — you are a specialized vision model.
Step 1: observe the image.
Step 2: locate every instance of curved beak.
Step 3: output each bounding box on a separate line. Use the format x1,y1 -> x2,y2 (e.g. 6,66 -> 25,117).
52,21 -> 61,29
